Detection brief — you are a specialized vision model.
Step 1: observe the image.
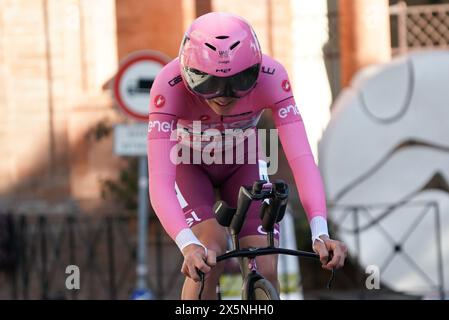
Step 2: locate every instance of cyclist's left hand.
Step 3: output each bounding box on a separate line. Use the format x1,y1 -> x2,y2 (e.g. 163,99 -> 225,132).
313,235 -> 347,271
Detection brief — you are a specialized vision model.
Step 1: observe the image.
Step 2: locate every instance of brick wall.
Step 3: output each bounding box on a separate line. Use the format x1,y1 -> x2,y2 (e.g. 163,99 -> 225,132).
0,0 -> 120,211
339,0 -> 391,86
115,0 -> 186,60
0,0 -> 297,212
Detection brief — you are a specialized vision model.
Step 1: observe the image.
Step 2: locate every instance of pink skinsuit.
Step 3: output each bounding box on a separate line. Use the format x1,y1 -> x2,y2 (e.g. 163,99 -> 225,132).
147,55 -> 327,247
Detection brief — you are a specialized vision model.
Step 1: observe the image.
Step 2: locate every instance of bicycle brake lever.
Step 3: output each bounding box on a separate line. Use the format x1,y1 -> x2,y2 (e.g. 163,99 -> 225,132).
197,268 -> 205,300
326,252 -> 335,290
327,268 -> 335,290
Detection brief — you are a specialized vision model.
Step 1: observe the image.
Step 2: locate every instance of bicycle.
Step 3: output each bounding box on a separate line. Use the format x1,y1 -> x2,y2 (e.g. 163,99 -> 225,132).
197,179 -> 335,300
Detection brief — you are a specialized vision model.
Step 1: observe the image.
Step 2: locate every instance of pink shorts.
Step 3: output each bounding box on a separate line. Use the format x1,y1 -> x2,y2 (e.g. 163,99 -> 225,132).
174,158 -> 280,241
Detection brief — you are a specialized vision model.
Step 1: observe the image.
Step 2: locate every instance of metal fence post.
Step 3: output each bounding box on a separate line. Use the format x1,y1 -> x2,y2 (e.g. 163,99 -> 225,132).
68,215 -> 77,300
433,202 -> 445,300
352,207 -> 365,299
39,215 -> 49,300
106,216 -> 117,300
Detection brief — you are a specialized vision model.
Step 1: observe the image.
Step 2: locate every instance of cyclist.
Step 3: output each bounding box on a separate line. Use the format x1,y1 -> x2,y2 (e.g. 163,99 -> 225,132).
147,12 -> 347,299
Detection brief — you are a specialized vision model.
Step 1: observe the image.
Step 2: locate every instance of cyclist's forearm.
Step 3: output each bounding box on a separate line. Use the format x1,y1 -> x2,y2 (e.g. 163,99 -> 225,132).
148,173 -> 187,237
275,115 -> 329,241
282,138 -> 329,240
149,176 -> 203,251
147,138 -> 203,251
277,120 -> 327,214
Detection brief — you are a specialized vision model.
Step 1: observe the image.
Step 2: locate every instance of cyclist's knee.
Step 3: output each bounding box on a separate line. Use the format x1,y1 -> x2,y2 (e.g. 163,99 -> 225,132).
206,262 -> 225,282
256,257 -> 278,284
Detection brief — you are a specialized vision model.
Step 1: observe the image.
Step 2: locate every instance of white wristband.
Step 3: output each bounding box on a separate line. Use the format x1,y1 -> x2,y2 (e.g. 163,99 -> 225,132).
310,216 -> 329,244
175,228 -> 207,255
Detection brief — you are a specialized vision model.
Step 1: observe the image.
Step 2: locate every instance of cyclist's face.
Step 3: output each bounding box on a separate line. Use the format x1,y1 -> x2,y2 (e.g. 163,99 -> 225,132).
205,97 -> 239,115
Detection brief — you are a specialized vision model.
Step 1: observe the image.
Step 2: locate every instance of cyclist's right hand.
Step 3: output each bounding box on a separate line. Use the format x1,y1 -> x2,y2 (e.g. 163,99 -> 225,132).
181,244 -> 216,282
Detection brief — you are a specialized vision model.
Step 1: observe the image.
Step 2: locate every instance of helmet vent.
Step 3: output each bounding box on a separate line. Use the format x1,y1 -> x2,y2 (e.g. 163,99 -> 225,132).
230,41 -> 240,50
216,36 -> 229,39
204,43 -> 217,51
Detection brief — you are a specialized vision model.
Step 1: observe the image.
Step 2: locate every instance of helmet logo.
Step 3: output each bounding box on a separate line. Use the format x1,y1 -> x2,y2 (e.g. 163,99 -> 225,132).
282,80 -> 291,92
154,94 -> 166,108
216,68 -> 231,74
219,50 -> 229,58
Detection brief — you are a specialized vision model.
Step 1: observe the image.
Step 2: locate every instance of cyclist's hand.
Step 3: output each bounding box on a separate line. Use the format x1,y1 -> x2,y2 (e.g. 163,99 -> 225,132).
181,244 -> 216,282
313,235 -> 347,271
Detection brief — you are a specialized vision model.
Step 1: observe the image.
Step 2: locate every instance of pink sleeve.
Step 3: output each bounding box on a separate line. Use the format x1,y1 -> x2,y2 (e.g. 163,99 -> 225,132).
147,117 -> 188,241
272,98 -> 327,222
147,62 -> 189,241
262,61 -> 327,222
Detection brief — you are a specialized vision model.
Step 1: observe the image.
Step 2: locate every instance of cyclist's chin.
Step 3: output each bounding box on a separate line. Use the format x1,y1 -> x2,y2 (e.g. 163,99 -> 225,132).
206,98 -> 239,115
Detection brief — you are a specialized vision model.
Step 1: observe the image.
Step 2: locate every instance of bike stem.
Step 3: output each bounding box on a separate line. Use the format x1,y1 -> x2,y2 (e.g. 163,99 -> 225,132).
231,231 -> 240,251
267,231 -> 275,248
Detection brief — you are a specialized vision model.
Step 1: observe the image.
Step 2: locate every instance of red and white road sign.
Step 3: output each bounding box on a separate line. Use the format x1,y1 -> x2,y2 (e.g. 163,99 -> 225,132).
113,50 -> 171,121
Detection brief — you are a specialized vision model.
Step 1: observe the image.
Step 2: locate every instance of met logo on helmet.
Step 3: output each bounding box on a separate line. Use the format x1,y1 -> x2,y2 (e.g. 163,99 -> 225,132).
278,104 -> 299,119
216,68 -> 231,73
219,50 -> 229,58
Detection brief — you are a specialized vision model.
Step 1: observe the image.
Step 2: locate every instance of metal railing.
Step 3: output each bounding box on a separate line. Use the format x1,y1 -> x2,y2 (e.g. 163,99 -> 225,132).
0,210 -> 340,300
2,200 -> 441,300
0,212 -> 184,300
390,1 -> 449,55
331,200 -> 445,300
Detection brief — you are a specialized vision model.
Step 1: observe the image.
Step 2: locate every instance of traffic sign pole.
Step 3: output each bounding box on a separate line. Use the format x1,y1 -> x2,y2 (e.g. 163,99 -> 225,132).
112,50 -> 170,300
131,156 -> 153,300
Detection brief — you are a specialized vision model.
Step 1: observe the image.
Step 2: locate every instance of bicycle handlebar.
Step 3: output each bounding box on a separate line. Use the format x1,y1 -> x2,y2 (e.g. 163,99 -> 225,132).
215,247 -> 336,295
216,247 -> 320,262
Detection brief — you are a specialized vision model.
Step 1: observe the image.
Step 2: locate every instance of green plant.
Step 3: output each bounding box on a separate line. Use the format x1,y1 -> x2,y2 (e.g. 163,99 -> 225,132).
101,158 -> 138,211
89,119 -> 139,211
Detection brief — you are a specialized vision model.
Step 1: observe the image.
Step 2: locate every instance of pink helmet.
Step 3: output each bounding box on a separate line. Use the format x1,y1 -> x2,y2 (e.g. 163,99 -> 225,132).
179,12 -> 262,99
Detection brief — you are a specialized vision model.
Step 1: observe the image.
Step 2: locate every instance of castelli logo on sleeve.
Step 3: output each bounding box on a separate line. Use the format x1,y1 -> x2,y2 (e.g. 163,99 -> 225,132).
154,94 -> 166,108
281,80 -> 291,92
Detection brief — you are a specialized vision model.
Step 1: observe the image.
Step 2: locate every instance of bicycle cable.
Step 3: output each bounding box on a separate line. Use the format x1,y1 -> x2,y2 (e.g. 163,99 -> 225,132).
327,268 -> 336,290
198,269 -> 205,300
326,251 -> 336,290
